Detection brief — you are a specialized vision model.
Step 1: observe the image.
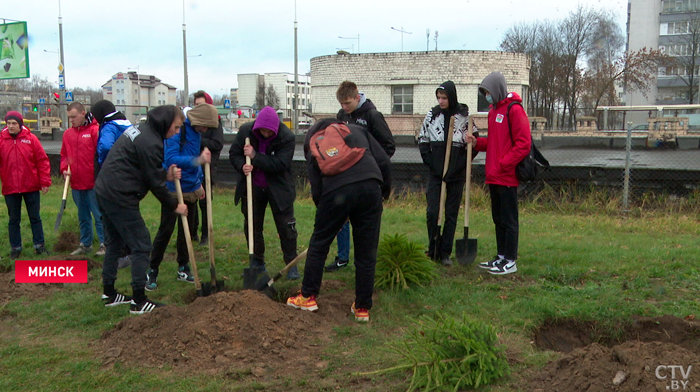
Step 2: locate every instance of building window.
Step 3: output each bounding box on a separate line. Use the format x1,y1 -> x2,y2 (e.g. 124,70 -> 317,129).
135,99 -> 138,104
392,85 -> 413,114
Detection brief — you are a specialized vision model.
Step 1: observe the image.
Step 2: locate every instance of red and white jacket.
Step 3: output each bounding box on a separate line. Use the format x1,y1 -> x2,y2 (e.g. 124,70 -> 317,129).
0,126 -> 52,195
474,92 -> 531,187
60,117 -> 99,190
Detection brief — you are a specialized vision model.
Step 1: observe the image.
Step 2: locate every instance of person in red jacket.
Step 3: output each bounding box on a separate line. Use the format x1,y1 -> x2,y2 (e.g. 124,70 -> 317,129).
466,72 -> 531,275
61,102 -> 105,256
0,111 -> 51,259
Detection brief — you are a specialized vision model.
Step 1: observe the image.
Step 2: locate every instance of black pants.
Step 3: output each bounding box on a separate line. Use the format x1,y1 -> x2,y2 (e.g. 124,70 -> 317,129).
5,191 -> 44,250
489,184 -> 519,261
426,175 -> 465,260
150,198 -> 198,270
301,180 -> 383,310
98,196 -> 152,292
241,185 -> 297,266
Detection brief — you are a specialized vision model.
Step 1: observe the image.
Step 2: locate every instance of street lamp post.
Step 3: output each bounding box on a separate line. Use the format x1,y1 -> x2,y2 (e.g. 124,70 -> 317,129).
128,66 -> 139,121
338,34 -> 360,53
182,0 -> 189,107
57,0 -> 67,129
293,0 -> 299,134
391,26 -> 412,52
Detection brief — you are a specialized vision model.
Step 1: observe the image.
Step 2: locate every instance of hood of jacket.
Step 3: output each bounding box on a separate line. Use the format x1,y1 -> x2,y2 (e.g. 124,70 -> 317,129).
146,105 -> 179,139
432,80 -> 460,119
479,72 -> 508,105
351,96 -> 377,117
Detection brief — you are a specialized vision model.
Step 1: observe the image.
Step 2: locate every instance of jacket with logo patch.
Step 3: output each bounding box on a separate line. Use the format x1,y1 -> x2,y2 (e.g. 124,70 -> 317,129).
0,126 -> 51,195
60,117 -> 99,190
336,98 -> 395,157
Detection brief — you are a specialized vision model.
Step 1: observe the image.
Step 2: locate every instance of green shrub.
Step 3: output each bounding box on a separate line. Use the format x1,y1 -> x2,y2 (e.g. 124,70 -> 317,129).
375,233 -> 437,292
359,313 -> 509,391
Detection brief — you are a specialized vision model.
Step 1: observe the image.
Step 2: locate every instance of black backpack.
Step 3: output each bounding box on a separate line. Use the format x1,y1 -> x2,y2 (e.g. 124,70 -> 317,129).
506,102 -> 550,182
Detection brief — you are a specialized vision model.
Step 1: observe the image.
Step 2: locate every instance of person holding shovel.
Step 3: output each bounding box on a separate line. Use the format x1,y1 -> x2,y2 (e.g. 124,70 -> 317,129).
146,103 -> 217,291
418,81 -> 475,266
465,72 -> 531,275
95,105 -> 187,314
61,102 -> 105,256
287,119 -> 391,322
229,106 -> 299,281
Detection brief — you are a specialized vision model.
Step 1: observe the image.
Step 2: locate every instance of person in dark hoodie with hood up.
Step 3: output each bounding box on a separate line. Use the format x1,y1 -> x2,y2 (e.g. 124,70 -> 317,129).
229,106 -> 299,280
465,71 -> 531,275
324,81 -> 396,273
418,80 -> 476,266
95,105 -> 188,314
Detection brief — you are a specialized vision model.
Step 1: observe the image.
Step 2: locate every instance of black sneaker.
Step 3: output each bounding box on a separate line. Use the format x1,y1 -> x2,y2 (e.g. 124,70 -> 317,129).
488,259 -> 517,275
10,248 -> 21,260
35,245 -> 50,256
130,298 -> 165,314
102,291 -> 133,307
324,257 -> 349,272
199,236 -> 208,246
478,256 -> 502,270
441,257 -> 453,267
145,269 -> 158,291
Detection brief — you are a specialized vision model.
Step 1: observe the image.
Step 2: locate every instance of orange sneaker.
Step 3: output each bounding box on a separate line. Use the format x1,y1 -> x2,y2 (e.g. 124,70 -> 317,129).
287,292 -> 318,312
351,302 -> 369,322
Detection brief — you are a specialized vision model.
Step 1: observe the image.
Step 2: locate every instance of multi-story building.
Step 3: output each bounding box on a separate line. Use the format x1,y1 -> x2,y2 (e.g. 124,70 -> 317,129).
101,71 -> 177,123
236,72 -> 312,119
627,0 -> 700,121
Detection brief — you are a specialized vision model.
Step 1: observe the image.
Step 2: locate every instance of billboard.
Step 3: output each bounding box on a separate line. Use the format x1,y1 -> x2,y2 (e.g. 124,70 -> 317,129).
1,21 -> 30,80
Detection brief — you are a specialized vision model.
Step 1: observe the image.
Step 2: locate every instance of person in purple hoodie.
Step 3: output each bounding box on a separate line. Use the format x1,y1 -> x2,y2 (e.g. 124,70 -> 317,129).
229,106 -> 299,280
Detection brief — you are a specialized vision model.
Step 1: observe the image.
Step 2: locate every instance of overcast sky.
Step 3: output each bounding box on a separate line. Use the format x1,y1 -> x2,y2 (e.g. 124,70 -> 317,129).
6,0 -> 628,96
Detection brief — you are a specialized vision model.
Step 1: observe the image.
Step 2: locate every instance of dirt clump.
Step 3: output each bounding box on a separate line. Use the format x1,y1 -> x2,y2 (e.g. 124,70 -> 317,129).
530,341 -> 700,392
54,231 -> 80,253
100,284 -> 358,380
0,272 -> 61,306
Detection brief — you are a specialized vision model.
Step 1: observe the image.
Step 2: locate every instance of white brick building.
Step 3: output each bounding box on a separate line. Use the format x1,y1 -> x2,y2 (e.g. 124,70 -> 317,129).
101,72 -> 177,123
310,50 -> 530,134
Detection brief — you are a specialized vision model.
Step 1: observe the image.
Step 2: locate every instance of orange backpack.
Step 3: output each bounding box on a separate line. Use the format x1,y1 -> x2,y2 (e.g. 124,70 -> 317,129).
309,123 -> 366,175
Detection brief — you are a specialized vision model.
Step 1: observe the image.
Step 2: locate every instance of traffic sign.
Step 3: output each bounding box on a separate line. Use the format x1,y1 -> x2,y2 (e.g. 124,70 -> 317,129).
224,99 -> 231,109
59,75 -> 65,90
65,92 -> 73,102
39,98 -> 45,104
58,63 -> 64,73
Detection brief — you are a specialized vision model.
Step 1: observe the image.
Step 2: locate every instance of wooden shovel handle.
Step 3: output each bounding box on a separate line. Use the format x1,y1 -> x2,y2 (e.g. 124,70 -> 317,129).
465,116 -> 474,227
175,177 -> 201,291
437,116 -> 455,226
205,162 -> 215,266
245,137 -> 254,255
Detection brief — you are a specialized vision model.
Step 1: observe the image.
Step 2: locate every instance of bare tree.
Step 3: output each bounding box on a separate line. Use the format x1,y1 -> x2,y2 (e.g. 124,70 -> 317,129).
255,81 -> 266,109
265,85 -> 280,109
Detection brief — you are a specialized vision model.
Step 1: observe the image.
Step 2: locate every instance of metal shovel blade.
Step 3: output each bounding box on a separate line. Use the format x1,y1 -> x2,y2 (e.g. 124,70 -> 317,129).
455,228 -> 478,265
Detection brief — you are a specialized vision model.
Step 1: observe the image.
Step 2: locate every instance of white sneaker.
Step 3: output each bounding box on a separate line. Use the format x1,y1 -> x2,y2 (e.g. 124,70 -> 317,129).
95,243 -> 106,256
488,259 -> 517,275
70,244 -> 92,256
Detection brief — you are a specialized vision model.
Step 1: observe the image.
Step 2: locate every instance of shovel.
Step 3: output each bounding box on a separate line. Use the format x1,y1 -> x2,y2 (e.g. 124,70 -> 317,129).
242,137 -> 261,289
174,177 -> 204,297
204,161 -> 225,292
431,116 -> 455,261
455,115 -> 478,265
54,168 -> 70,232
254,249 -> 308,298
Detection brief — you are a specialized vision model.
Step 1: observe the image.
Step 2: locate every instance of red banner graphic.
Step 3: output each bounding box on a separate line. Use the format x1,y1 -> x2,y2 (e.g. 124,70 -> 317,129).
14,260 -> 88,283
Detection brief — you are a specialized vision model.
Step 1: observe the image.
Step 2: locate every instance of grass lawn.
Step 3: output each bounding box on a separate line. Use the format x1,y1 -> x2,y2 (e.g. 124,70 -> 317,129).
0,178 -> 698,391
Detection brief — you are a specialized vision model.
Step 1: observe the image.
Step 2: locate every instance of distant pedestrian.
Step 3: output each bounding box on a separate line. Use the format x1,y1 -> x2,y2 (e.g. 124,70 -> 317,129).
325,81 -> 395,273
61,102 -> 105,256
466,72 -> 531,275
95,105 -> 188,314
191,90 -> 224,246
229,106 -> 299,280
0,111 -> 51,259
418,81 -> 474,266
287,119 -> 391,322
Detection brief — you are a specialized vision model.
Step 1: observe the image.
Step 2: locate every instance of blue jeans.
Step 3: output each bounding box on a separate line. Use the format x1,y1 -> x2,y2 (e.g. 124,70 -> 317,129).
336,221 -> 351,261
72,189 -> 105,246
5,191 -> 44,250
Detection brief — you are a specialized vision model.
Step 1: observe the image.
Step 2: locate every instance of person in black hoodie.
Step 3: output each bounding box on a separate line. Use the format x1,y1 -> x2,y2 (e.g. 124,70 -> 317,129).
324,81 -> 396,273
417,81 -> 476,266
287,119 -> 391,323
95,105 -> 188,314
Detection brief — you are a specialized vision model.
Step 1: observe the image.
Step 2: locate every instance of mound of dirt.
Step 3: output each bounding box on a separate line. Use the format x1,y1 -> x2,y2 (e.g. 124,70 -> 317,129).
0,272 -> 61,306
530,341 -> 700,392
54,231 -> 80,253
100,282 -> 358,380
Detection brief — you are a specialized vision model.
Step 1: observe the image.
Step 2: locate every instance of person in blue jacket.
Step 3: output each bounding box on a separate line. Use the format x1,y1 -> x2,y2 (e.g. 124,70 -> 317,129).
90,100 -> 134,168
146,103 -> 217,290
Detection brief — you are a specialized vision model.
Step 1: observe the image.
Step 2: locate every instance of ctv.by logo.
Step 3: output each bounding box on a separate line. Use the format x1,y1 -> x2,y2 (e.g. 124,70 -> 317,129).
656,365 -> 692,390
